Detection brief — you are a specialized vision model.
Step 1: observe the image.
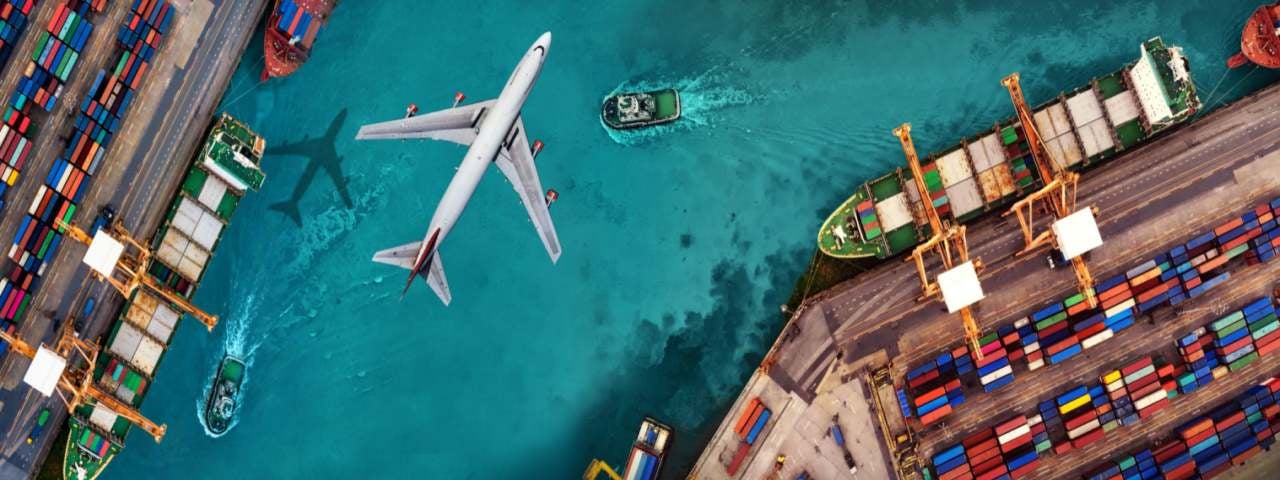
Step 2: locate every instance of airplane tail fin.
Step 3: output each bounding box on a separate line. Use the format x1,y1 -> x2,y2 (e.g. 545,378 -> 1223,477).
269,200 -> 302,226
371,234 -> 451,305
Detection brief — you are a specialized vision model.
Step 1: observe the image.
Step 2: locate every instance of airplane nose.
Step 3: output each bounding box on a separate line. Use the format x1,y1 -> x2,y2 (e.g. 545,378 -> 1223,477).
537,31 -> 552,51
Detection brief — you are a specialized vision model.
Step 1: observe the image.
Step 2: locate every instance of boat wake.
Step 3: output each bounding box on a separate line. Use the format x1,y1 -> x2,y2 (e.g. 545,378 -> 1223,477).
195,291 -> 261,438
602,73 -> 756,146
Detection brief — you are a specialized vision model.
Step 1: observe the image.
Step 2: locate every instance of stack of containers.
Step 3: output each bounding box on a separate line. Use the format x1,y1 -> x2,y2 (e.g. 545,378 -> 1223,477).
725,397 -> 771,476
1245,199 -> 1280,264
1,1 -> 171,335
914,160 -> 951,219
118,0 -> 171,62
0,104 -> 31,202
1085,448 -> 1159,480
272,0 -> 321,53
1101,356 -> 1171,428
906,346 -> 972,426
0,0 -> 34,69
1056,384 -> 1109,450
974,329 -> 1014,392
999,124 -> 1039,190
0,271 -> 30,326
929,415 -> 1040,480
15,1 -> 95,111
896,388 -> 913,420
1175,326 -> 1221,394
854,199 -> 879,241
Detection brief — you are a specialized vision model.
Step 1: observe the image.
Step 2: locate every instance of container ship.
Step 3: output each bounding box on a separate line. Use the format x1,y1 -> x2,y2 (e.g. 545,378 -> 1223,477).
63,114 -> 265,480
262,0 -> 333,80
1227,2 -> 1280,69
817,37 -> 1199,260
622,417 -> 672,480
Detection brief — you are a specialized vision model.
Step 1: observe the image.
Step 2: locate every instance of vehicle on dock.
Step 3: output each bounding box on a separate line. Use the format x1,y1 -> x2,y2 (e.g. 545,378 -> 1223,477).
62,114 -> 266,480
202,354 -> 245,435
27,408 -> 49,444
1227,2 -> 1280,69
830,422 -> 858,474
816,37 -> 1199,260
601,89 -> 681,129
622,417 -> 672,480
263,0 -> 335,79
89,206 -> 114,235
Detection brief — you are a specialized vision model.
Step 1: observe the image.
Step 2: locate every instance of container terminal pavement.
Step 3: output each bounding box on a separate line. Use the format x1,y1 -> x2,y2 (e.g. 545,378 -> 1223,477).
689,80 -> 1280,480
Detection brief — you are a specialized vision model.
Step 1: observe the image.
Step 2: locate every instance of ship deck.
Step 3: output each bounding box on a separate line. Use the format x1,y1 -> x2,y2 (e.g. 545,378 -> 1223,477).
690,79 -> 1280,480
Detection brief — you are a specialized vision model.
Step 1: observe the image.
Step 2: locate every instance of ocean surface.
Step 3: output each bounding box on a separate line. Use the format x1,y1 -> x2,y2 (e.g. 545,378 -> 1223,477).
108,1 -> 1279,478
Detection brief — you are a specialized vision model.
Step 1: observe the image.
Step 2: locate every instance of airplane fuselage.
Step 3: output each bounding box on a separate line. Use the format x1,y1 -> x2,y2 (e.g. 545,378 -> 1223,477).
410,33 -> 550,273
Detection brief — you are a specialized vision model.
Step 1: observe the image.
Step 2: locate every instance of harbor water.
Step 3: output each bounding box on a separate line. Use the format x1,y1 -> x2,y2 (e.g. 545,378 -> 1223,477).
107,1 -> 1278,478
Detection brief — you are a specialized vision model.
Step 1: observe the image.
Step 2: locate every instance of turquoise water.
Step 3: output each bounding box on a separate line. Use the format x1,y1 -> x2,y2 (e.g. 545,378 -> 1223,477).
108,1 -> 1278,478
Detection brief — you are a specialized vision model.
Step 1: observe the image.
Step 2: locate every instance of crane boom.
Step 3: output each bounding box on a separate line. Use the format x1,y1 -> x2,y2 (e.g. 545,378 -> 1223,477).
0,319 -> 167,442
1001,73 -> 1098,309
894,123 -> 985,358
56,218 -> 219,330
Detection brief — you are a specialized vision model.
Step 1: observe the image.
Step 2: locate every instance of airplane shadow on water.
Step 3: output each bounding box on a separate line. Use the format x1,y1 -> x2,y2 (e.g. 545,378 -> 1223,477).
268,108 -> 353,226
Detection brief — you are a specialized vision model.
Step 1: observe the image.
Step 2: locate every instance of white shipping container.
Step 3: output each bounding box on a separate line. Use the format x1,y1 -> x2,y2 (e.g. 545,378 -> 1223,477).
196,174 -> 230,213
1028,359 -> 1045,371
192,214 -> 223,251
1123,365 -> 1156,386
1067,90 -> 1105,125
1067,419 -> 1101,440
1105,299 -> 1136,319
980,365 -> 1013,386
1024,342 -> 1041,354
945,176 -> 984,218
147,303 -> 179,344
1106,380 -> 1124,392
967,133 -> 1006,171
88,402 -> 120,432
115,383 -> 136,404
108,322 -> 143,360
998,424 -> 1031,445
1015,317 -> 1030,328
936,149 -> 973,188
1077,120 -> 1115,158
131,336 -> 164,376
1134,389 -> 1167,410
1104,90 -> 1141,127
1082,329 -> 1113,349
876,192 -> 914,233
1044,135 -> 1084,170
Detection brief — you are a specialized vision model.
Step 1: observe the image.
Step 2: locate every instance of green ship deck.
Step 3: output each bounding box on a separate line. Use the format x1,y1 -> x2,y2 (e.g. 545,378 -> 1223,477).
61,114 -> 265,480
817,37 -> 1200,259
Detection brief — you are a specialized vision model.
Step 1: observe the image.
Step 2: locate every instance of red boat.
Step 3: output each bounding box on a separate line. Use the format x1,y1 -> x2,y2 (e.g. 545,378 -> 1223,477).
1228,2 -> 1280,69
262,0 -> 335,80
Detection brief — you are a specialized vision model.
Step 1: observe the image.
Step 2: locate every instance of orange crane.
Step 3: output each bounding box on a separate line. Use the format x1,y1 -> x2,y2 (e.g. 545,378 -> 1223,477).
1000,73 -> 1098,308
894,123 -> 985,358
0,314 -> 167,441
55,218 -> 218,331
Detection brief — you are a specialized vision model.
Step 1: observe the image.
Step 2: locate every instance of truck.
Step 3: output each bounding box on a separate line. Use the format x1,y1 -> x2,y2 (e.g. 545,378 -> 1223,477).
831,421 -> 858,474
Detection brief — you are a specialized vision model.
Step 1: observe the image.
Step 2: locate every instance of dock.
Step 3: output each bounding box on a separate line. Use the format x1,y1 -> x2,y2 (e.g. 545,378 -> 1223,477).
689,78 -> 1280,480
0,0 -> 266,476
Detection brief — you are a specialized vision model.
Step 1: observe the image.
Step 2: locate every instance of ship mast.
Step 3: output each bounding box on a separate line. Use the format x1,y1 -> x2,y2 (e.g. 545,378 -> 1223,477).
1000,73 -> 1100,308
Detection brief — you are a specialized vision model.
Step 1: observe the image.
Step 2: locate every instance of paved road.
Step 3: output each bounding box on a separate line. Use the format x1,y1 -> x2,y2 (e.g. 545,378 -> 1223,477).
0,0 -> 265,477
767,82 -> 1280,401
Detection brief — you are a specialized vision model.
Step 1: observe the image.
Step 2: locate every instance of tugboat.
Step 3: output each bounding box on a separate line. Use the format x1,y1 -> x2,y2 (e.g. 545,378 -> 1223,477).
202,355 -> 245,435
601,89 -> 681,129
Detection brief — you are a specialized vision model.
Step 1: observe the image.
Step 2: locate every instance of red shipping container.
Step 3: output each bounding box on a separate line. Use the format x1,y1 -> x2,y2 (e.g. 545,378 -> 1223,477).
1065,410 -> 1098,431
1138,398 -> 1170,418
1164,461 -> 1196,480
970,455 -> 1003,477
725,441 -> 750,476
915,387 -> 946,407
940,467 -> 974,480
1071,427 -> 1106,448
963,429 -> 996,448
994,417 -> 1025,436
1039,318 -> 1070,336
1066,301 -> 1091,316
1215,217 -> 1244,236
732,399 -> 761,435
1181,418 -> 1214,440
1009,461 -> 1038,479
999,433 -> 1031,453
1046,337 -> 1079,356
1074,321 -> 1107,341
919,404 -> 952,426
908,368 -> 939,389
975,464 -> 1008,480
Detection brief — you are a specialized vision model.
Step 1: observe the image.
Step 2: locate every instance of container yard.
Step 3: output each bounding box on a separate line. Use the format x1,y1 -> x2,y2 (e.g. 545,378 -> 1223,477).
690,41 -> 1280,480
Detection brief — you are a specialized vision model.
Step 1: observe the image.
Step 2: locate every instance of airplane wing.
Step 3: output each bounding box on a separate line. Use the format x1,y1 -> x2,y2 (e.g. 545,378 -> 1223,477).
496,115 -> 562,263
355,100 -> 495,145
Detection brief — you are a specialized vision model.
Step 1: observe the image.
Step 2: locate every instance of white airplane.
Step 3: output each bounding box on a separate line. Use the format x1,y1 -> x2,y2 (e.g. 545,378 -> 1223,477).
356,32 -> 560,305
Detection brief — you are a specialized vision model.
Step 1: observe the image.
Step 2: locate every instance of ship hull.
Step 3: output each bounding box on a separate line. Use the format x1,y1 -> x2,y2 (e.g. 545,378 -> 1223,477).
1228,3 -> 1280,69
262,0 -> 333,80
817,38 -> 1199,260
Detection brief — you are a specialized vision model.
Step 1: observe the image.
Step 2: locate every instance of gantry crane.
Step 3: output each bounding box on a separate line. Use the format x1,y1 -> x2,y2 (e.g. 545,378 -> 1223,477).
1000,73 -> 1098,308
894,123 -> 985,358
55,218 -> 218,331
0,314 -> 166,441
